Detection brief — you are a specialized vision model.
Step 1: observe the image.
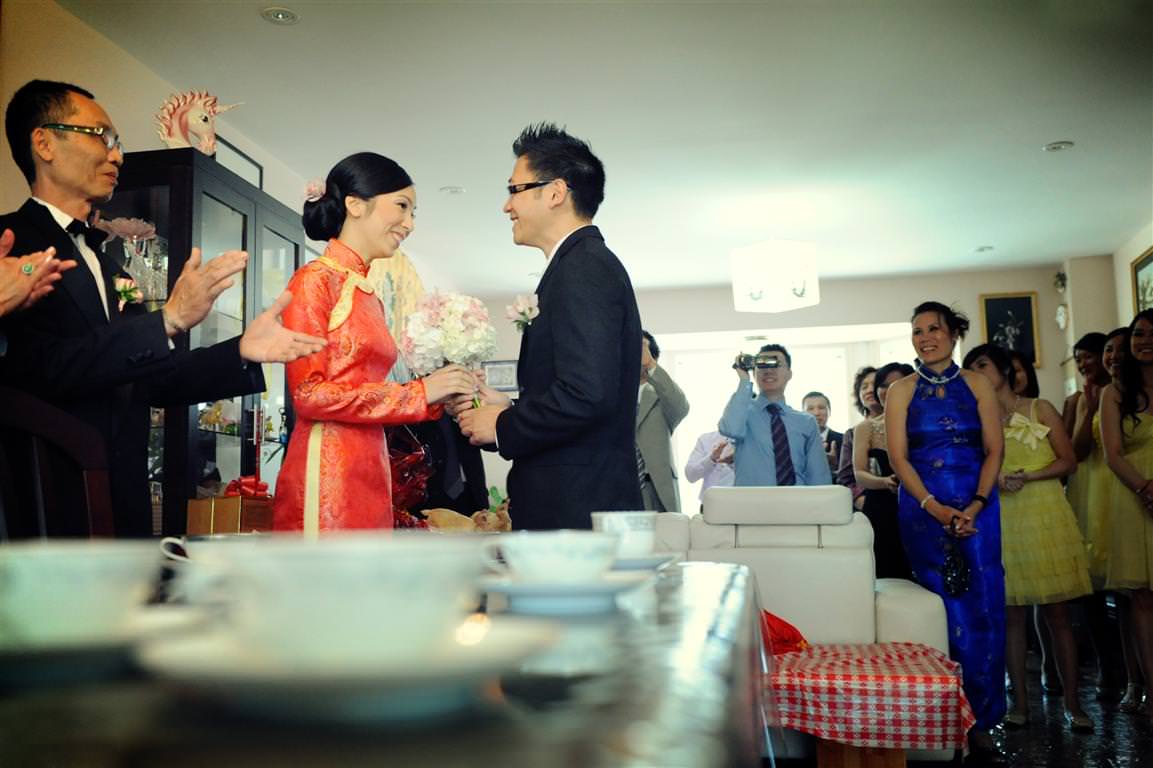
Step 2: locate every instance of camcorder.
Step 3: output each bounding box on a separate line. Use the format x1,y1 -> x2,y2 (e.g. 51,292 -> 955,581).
733,353 -> 781,372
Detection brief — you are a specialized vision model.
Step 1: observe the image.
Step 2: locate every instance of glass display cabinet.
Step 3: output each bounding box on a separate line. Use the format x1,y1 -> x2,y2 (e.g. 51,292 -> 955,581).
98,149 -> 305,535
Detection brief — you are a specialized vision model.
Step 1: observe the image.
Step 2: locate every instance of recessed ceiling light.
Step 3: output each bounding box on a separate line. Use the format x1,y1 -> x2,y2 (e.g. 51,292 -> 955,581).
260,6 -> 300,25
974,245 -> 995,253
439,186 -> 466,195
1043,140 -> 1075,152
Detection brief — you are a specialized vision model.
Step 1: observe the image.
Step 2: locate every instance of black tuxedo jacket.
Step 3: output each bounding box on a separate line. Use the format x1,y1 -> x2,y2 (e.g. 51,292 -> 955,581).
0,199 -> 264,537
495,226 -> 643,530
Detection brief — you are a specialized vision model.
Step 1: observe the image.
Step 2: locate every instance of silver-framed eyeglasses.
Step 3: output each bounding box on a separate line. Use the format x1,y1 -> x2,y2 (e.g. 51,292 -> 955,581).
506,179 -> 565,196
40,123 -> 123,152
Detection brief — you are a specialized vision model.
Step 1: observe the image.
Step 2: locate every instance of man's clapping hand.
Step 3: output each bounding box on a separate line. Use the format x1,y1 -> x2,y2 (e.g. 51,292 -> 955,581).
0,229 -> 76,317
161,247 -> 248,336
238,291 -> 327,363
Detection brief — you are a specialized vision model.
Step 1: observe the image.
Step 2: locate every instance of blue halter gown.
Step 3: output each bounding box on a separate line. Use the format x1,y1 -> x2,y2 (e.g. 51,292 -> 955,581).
896,364 -> 1006,731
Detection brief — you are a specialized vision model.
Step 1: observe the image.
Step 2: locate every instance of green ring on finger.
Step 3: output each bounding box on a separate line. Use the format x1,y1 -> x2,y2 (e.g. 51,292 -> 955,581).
21,263 -> 34,275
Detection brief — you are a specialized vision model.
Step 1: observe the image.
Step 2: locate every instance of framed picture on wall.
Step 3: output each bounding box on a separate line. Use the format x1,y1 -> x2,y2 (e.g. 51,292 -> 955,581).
483,360 -> 519,393
979,291 -> 1041,368
1131,245 -> 1153,313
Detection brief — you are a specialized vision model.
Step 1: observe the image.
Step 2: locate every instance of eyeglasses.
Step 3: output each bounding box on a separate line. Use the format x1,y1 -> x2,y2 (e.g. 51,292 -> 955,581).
506,179 -> 565,196
41,123 -> 123,153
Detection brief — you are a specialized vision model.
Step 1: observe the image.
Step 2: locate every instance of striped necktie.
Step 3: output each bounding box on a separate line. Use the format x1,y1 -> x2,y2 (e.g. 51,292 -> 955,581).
766,403 -> 797,486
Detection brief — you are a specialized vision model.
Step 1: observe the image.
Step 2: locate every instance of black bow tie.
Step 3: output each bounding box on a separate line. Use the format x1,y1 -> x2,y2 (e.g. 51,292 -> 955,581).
65,219 -> 106,252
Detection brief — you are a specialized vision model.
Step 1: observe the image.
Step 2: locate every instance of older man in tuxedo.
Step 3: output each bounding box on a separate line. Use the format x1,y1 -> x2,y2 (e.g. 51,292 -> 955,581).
0,79 -> 324,537
458,123 -> 642,530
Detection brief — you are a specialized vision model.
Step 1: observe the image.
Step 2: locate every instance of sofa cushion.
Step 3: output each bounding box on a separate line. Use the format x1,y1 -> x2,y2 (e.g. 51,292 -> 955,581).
735,513 -> 873,548
689,547 -> 876,644
654,512 -> 691,553
702,486 -> 853,525
875,578 -> 949,654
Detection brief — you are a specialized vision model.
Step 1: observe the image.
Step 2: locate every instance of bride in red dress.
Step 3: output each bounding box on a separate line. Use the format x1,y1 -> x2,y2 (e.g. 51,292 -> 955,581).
273,152 -> 475,534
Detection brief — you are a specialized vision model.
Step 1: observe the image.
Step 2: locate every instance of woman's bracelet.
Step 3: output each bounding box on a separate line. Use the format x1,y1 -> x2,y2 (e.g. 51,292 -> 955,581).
972,494 -> 989,508
919,494 -> 935,510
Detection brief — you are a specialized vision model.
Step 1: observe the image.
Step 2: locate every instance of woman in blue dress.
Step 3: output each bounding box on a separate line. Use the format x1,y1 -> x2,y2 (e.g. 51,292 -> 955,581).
885,301 -> 1007,761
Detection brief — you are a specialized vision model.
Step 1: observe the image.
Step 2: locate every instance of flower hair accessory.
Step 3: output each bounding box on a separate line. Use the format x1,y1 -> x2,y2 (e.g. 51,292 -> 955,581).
113,276 -> 144,311
304,179 -> 326,203
506,293 -> 539,332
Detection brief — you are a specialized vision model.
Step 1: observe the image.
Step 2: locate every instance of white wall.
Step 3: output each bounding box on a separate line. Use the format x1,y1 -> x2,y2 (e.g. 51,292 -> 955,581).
1112,221 -> 1153,325
0,0 -> 305,214
483,262 -> 1070,404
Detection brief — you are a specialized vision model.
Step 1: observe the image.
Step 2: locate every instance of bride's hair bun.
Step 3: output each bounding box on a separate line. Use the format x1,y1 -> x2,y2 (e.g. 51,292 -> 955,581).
301,152 -> 413,241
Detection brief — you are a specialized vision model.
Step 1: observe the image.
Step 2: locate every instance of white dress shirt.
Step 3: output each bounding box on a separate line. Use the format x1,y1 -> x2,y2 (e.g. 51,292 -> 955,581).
683,430 -> 735,502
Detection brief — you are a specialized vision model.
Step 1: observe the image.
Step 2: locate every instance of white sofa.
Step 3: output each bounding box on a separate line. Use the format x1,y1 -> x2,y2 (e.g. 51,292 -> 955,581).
653,485 -> 952,761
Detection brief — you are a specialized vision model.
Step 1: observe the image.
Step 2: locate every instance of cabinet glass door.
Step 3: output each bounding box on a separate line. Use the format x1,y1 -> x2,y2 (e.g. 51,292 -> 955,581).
256,224 -> 298,493
97,184 -> 171,532
190,191 -> 248,498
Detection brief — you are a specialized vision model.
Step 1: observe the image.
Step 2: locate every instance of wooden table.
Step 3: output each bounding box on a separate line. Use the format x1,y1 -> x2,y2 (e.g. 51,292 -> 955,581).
0,562 -> 768,768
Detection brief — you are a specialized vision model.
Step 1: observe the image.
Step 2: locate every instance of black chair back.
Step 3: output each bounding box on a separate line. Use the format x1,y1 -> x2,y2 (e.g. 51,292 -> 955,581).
0,385 -> 114,539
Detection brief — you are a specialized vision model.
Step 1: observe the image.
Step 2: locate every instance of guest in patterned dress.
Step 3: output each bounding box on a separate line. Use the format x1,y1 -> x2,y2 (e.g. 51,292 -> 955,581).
1100,309 -> 1153,720
838,366 -> 880,509
884,302 -> 1007,759
964,344 -> 1093,732
273,153 -> 475,534
1073,327 -> 1143,708
853,361 -> 914,579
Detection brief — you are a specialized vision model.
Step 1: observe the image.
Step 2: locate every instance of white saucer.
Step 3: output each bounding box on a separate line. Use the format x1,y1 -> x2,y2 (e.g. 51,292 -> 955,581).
612,553 -> 677,571
135,615 -> 558,722
480,571 -> 652,616
0,605 -> 208,658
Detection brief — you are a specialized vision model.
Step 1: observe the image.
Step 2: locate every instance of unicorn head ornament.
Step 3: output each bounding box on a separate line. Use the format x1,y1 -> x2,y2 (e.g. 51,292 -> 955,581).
155,90 -> 241,156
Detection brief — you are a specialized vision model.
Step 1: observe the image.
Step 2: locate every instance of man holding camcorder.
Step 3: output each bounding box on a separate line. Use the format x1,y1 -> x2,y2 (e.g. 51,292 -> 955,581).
718,344 -> 831,487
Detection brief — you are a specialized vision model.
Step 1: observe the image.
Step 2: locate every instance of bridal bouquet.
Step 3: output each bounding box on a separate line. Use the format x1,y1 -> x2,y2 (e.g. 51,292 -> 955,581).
399,292 -> 497,376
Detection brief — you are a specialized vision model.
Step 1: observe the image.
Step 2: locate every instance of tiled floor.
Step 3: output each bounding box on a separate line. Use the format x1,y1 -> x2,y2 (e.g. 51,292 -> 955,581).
772,661 -> 1153,767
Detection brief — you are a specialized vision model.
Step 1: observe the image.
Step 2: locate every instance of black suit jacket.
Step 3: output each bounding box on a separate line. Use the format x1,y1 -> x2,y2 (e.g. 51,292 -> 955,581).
495,226 -> 643,530
0,199 -> 264,537
409,414 -> 488,516
824,428 -> 844,474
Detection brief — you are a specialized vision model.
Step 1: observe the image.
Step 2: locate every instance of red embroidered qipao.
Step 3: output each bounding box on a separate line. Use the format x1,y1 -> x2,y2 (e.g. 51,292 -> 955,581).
272,240 -> 438,533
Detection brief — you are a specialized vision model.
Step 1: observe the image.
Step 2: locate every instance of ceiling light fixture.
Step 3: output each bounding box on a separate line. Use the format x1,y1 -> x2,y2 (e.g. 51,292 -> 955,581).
974,245 -> 995,253
438,186 -> 466,195
729,240 -> 821,314
260,6 -> 300,25
1042,140 -> 1075,152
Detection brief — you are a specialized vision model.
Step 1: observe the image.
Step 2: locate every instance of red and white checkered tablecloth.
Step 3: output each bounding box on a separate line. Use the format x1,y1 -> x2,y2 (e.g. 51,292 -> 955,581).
765,642 -> 976,750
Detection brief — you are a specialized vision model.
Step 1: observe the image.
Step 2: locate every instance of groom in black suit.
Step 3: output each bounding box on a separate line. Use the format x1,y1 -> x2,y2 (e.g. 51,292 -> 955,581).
0,80 -> 325,537
458,123 -> 642,530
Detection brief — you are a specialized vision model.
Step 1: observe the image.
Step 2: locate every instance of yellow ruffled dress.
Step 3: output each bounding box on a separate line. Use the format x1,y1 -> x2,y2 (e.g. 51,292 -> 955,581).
1000,404 -> 1092,605
1080,413 -> 1118,589
1105,412 -> 1153,591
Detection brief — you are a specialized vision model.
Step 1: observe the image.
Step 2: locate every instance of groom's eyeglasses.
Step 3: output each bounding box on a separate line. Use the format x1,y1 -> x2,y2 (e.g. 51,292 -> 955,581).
41,123 -> 123,152
507,179 -> 565,196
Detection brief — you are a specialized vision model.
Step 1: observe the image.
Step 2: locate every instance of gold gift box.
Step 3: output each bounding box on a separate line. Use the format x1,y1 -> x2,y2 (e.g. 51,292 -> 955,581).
187,496 -> 273,535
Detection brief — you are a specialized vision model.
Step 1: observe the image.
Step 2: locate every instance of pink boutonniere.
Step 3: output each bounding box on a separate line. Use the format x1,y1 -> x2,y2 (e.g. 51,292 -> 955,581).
114,276 -> 144,311
506,293 -> 539,332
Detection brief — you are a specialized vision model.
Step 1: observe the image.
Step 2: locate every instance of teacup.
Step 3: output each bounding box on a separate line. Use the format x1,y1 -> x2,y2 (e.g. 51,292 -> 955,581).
591,511 -> 657,558
0,540 -> 160,648
208,532 -> 486,666
487,530 -> 618,584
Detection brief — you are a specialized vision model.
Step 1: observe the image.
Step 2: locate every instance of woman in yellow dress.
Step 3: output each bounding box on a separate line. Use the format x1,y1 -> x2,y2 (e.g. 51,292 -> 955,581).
1101,310 -> 1153,719
964,343 -> 1093,731
1074,328 -> 1145,709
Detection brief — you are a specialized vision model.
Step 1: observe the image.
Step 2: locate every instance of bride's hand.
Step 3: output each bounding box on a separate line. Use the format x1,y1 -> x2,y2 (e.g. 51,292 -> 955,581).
422,364 -> 475,405
445,378 -> 510,416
